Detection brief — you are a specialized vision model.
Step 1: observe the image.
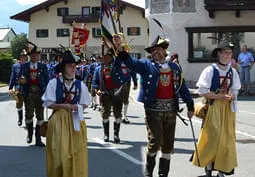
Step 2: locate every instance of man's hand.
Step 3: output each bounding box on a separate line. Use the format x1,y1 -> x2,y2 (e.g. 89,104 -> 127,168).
96,90 -> 103,96
187,111 -> 194,119
9,89 -> 13,95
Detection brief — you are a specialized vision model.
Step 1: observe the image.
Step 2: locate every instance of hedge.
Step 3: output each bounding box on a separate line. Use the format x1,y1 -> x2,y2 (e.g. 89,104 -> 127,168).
0,52 -> 14,83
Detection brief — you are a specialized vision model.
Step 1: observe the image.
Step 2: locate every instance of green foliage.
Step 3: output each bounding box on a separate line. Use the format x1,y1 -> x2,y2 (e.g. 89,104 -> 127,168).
10,34 -> 28,59
0,52 -> 14,83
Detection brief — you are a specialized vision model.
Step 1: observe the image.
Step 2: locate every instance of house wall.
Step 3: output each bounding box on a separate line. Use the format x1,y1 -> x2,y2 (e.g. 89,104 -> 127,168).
28,0 -> 148,58
146,0 -> 255,83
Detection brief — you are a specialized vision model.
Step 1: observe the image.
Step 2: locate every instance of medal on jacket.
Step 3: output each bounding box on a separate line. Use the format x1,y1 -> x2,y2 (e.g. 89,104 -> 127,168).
19,75 -> 26,85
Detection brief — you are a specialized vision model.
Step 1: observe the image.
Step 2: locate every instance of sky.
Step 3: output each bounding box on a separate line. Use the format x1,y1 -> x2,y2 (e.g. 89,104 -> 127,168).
0,0 -> 145,35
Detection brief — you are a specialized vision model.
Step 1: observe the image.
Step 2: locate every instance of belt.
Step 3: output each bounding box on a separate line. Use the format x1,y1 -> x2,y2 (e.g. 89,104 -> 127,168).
29,85 -> 40,93
145,99 -> 177,112
241,66 -> 250,68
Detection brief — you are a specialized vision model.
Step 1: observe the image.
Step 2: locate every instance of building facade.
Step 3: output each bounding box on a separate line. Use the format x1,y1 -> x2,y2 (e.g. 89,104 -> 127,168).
11,0 -> 148,61
146,0 -> 255,84
0,28 -> 16,52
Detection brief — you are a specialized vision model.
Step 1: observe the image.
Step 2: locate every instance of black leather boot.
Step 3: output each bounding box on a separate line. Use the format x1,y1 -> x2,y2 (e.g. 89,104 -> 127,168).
103,121 -> 109,142
17,110 -> 23,126
35,125 -> 45,147
113,122 -> 120,143
205,167 -> 212,177
158,158 -> 170,177
144,154 -> 156,177
26,122 -> 33,144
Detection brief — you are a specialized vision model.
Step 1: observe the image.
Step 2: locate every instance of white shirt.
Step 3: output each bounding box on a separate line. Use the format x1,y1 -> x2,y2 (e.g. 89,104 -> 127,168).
42,76 -> 91,107
196,63 -> 241,95
30,62 -> 38,69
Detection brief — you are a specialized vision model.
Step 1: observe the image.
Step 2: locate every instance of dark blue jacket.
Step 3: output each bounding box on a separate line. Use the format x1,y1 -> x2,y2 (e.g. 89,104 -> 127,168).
85,62 -> 101,83
9,63 -> 23,90
92,59 -> 129,94
22,62 -> 49,97
121,55 -> 194,111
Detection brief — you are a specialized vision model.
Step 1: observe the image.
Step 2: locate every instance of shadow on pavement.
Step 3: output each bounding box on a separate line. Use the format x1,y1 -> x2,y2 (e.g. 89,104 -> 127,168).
0,145 -> 46,177
86,125 -> 102,129
175,137 -> 198,142
0,92 -> 11,102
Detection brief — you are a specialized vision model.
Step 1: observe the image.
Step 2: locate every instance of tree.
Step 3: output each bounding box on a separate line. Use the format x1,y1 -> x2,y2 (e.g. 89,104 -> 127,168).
10,34 -> 28,59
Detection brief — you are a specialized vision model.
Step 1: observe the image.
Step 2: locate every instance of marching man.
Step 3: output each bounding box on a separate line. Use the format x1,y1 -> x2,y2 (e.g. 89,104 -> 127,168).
22,43 -> 49,146
9,50 -> 27,126
117,36 -> 194,177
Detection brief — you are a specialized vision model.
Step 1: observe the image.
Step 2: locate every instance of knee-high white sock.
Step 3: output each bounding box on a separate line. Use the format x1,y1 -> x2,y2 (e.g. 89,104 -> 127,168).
123,104 -> 128,118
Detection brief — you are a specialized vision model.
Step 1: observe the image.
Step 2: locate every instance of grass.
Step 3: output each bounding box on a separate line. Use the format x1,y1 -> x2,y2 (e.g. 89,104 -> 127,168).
0,82 -> 7,87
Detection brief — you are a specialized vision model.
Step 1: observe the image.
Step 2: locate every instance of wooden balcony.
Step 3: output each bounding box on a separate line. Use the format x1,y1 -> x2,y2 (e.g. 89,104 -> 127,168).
204,0 -> 255,18
62,13 -> 100,24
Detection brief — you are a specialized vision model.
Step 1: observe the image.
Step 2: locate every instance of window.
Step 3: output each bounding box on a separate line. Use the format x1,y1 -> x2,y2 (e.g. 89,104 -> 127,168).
92,7 -> 100,16
92,28 -> 102,38
130,53 -> 141,59
36,29 -> 48,38
57,8 -> 69,16
82,7 -> 90,16
186,26 -> 255,62
119,6 -> 124,14
127,27 -> 140,36
57,28 -> 70,37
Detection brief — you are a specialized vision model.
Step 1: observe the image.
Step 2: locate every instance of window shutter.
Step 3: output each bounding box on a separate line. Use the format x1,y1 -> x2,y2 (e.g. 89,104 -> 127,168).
92,28 -> 96,37
137,27 -> 140,35
127,28 -> 131,35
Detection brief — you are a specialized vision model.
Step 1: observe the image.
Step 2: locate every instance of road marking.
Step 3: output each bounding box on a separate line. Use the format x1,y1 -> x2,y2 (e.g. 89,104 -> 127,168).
93,138 -> 143,165
239,110 -> 255,116
181,115 -> 255,140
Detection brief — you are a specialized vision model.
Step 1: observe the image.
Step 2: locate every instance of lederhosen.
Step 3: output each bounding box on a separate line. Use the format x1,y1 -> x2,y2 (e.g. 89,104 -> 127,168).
101,63 -> 123,120
25,64 -> 44,123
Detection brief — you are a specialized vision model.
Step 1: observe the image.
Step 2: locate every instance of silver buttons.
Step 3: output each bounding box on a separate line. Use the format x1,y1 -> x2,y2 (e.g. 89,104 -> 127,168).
149,74 -> 152,78
147,81 -> 150,85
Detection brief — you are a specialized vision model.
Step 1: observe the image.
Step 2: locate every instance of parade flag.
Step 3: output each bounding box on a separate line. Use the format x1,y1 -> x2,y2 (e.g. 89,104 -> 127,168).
100,0 -> 120,54
71,24 -> 90,55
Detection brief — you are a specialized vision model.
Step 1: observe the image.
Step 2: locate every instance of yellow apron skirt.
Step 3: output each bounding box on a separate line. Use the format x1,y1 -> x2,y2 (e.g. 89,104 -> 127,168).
192,100 -> 237,173
46,109 -> 88,177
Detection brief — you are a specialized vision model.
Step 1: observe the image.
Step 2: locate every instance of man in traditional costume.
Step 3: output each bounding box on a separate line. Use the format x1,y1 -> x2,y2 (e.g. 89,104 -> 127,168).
92,49 -> 129,143
192,41 -> 241,177
87,55 -> 100,110
117,36 -> 194,177
22,43 -> 49,146
9,50 -> 27,126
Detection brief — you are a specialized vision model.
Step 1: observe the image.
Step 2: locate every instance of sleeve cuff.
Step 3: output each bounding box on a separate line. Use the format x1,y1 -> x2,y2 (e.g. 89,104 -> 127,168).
187,102 -> 194,112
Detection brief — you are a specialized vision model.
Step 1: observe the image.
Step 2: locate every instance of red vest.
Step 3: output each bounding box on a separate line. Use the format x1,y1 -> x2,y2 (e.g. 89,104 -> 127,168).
104,67 -> 118,89
155,67 -> 174,99
30,68 -> 39,85
121,62 -> 129,76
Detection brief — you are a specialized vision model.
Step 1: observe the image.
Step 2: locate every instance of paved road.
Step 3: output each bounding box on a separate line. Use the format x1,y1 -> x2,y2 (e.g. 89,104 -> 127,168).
0,86 -> 255,177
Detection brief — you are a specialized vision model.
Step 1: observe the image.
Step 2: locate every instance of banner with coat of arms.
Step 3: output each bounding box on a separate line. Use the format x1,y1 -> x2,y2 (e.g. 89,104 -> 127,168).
71,24 -> 90,55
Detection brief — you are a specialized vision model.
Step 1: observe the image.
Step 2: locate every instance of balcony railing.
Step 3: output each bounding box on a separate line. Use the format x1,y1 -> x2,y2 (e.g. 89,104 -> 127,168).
204,0 -> 255,18
62,13 -> 100,24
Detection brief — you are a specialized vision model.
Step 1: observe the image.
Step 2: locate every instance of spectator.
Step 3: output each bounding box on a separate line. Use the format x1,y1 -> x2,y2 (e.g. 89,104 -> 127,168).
238,45 -> 254,95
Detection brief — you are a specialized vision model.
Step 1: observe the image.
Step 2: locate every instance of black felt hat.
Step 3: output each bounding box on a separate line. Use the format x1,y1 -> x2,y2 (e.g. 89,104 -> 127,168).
211,40 -> 234,58
27,41 -> 41,54
55,50 -> 81,73
18,49 -> 27,59
145,36 -> 170,53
